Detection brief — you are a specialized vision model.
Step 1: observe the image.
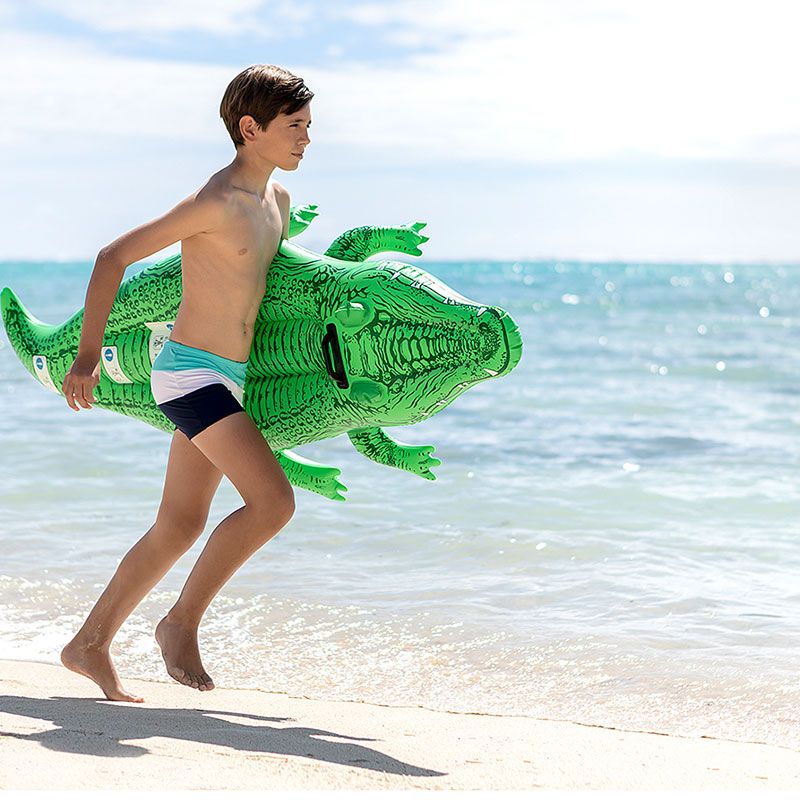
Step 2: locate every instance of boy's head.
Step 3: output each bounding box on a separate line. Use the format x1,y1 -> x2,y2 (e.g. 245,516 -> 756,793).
220,64 -> 313,167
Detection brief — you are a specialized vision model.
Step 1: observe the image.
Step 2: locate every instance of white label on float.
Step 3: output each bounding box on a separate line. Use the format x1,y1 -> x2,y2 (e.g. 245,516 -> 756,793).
32,354 -> 60,394
100,345 -> 133,383
144,321 -> 176,363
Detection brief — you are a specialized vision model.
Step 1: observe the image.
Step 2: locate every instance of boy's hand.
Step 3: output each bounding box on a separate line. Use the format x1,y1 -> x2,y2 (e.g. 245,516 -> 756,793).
62,355 -> 101,411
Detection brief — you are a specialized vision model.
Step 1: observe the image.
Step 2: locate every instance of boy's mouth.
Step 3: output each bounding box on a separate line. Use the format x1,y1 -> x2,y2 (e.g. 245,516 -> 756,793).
292,152 -> 304,158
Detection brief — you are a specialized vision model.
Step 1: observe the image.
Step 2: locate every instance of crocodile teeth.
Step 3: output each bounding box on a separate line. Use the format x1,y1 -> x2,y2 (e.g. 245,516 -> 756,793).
483,368 -> 498,376
476,307 -> 488,317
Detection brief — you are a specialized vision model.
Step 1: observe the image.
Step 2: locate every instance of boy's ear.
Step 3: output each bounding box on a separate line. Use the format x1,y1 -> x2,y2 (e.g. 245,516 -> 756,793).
239,114 -> 260,144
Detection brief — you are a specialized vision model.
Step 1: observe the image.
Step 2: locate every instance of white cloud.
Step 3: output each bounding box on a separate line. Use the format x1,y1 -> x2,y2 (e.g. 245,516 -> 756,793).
330,0 -> 800,164
2,1 -> 800,165
34,0 -> 312,35
0,32 -> 230,146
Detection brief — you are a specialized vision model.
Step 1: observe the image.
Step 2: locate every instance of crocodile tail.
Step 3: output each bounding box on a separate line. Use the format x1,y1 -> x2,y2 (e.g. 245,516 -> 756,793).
1,286 -> 81,391
1,287 -> 63,356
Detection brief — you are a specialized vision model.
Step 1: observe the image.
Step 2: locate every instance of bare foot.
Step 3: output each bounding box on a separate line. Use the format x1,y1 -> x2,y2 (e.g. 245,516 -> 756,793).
60,640 -> 144,702
155,615 -> 215,691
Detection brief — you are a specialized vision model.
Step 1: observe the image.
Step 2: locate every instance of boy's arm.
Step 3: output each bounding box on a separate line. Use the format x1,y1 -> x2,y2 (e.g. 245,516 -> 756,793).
76,192 -> 224,361
63,192 -> 225,411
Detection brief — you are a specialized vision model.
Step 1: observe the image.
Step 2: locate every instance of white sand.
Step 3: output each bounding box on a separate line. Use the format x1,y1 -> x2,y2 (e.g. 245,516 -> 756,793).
0,658 -> 798,790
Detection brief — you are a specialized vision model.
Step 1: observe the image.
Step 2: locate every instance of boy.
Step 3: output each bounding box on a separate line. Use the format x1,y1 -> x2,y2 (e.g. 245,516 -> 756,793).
58,64 -> 313,702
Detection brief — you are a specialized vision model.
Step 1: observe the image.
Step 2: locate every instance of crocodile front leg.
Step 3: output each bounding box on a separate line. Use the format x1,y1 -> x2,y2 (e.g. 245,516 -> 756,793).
288,203 -> 320,238
347,426 -> 440,480
324,222 -> 429,262
275,449 -> 348,501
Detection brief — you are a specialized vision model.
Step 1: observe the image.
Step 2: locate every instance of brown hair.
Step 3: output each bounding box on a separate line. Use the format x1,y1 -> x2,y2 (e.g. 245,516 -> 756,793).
220,64 -> 313,148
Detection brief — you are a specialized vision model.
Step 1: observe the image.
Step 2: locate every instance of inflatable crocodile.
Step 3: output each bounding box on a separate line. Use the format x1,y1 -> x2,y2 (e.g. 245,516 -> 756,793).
1,205 -> 523,501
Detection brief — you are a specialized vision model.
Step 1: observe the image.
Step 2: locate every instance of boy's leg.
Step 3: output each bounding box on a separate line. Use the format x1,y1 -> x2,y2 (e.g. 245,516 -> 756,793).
60,428 -> 224,702
155,410 -> 294,691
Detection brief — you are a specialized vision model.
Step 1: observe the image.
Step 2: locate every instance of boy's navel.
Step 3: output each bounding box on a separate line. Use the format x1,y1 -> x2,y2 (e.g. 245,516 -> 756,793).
238,248 -> 248,256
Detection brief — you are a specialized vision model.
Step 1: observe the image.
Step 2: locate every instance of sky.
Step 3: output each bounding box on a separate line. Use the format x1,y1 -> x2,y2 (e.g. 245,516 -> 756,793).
0,0 -> 799,262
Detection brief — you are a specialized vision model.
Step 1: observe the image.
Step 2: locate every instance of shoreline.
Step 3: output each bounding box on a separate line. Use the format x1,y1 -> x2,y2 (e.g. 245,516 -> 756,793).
1,657 -> 798,790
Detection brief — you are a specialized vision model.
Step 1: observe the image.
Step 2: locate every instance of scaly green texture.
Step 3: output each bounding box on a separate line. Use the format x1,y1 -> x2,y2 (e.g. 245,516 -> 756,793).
1,204 -> 523,501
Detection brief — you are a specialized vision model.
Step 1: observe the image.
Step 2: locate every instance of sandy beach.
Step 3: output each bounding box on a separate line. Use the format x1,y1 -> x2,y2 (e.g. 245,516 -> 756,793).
0,658 -> 797,790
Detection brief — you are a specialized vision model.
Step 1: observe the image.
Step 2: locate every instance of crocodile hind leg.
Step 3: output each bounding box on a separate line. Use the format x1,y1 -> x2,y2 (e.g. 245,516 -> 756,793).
275,449 -> 348,501
347,426 -> 440,480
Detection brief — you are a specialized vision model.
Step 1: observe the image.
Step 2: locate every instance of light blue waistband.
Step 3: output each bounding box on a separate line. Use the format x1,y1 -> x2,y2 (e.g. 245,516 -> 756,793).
153,338 -> 248,387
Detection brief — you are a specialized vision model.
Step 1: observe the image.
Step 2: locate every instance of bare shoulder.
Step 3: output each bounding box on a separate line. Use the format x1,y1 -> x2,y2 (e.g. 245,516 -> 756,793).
271,179 -> 290,205
195,173 -> 235,213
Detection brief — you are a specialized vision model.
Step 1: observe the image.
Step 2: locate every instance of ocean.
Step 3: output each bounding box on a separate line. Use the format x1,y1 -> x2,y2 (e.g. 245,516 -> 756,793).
1,258 -> 798,747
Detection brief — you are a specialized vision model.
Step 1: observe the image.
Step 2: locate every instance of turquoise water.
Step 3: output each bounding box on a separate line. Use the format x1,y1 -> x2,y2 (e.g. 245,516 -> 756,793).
1,259 -> 799,747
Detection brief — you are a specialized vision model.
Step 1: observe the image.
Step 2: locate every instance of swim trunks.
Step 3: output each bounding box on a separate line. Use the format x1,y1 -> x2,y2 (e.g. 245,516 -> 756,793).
150,338 -> 248,440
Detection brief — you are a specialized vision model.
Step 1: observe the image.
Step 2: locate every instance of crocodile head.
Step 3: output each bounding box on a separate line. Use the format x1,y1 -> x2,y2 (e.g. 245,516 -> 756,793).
325,258 -> 523,425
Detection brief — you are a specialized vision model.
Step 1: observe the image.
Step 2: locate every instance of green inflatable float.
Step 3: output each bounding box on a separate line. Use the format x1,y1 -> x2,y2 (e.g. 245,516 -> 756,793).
1,205 -> 523,501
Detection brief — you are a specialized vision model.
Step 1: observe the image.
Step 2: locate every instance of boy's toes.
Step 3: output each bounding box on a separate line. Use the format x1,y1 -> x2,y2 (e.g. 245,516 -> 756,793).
169,667 -> 198,689
167,666 -> 187,684
164,664 -> 212,690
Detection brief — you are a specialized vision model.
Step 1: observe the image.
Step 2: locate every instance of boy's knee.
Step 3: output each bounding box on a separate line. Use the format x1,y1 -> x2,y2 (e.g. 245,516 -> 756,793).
279,491 -> 296,526
249,488 -> 295,531
153,511 -> 207,549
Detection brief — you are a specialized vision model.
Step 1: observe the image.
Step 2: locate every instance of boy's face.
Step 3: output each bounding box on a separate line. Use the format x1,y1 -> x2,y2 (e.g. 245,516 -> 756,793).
240,102 -> 312,171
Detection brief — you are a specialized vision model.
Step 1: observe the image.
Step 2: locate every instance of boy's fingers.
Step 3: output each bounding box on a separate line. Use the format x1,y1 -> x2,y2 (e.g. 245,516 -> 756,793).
61,371 -> 97,409
62,378 -> 74,409
63,379 -> 91,410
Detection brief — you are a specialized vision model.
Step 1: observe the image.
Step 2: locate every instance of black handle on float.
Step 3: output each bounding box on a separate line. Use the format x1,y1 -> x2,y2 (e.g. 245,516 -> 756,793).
322,323 -> 349,389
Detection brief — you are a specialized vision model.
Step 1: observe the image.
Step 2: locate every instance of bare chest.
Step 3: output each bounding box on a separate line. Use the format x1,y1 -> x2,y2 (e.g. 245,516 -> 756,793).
182,196 -> 282,290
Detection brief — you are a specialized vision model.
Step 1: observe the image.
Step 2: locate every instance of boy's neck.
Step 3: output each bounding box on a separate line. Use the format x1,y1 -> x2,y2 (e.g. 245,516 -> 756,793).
227,147 -> 276,197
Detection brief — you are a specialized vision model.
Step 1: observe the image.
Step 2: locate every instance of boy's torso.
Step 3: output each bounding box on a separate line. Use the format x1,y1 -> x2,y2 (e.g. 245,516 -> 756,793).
169,167 -> 285,362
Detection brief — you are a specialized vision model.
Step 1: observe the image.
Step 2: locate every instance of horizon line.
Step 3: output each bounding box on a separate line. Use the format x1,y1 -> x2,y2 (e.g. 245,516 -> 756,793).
1,257 -> 800,268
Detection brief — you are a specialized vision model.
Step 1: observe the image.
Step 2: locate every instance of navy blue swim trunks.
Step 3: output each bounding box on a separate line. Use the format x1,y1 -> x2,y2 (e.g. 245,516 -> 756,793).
150,338 -> 248,440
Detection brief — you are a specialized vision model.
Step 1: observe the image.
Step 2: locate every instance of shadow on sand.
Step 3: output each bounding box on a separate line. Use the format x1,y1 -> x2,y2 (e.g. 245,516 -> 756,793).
0,693 -> 446,778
